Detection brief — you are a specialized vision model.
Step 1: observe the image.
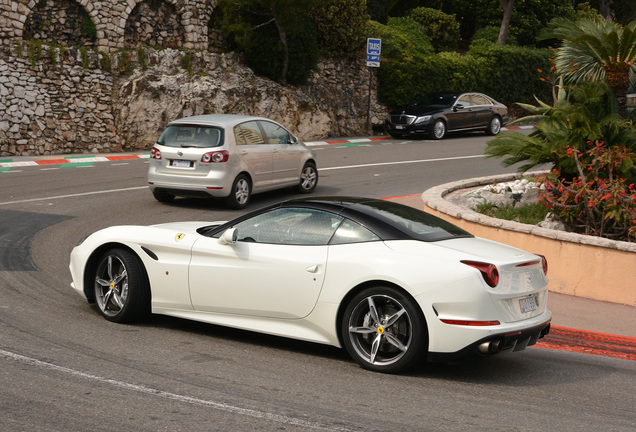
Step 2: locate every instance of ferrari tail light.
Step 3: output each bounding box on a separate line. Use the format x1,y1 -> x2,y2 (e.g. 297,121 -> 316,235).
150,147 -> 162,160
201,150 -> 229,163
515,255 -> 548,276
461,260 -> 499,287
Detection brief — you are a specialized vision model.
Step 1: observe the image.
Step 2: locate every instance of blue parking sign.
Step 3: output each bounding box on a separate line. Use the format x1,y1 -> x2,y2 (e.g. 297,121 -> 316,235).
367,38 -> 381,67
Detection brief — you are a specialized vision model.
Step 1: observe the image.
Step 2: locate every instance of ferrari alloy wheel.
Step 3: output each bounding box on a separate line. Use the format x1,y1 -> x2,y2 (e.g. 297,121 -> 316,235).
295,162 -> 318,193
432,119 -> 446,140
225,174 -> 251,209
94,249 -> 149,323
486,116 -> 502,136
342,287 -> 426,373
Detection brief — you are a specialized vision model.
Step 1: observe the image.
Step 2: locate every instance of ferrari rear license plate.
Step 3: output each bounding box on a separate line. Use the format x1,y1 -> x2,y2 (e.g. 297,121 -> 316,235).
171,160 -> 192,168
519,296 -> 538,313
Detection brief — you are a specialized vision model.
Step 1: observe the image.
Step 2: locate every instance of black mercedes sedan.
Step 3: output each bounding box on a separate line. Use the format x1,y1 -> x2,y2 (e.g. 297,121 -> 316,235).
385,92 -> 509,140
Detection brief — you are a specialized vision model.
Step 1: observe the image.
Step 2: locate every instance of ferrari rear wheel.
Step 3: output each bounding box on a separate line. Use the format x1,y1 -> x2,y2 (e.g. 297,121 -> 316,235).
342,287 -> 426,373
94,248 -> 149,323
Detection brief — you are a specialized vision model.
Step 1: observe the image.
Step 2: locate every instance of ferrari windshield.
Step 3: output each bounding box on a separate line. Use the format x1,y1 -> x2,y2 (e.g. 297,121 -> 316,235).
157,125 -> 223,148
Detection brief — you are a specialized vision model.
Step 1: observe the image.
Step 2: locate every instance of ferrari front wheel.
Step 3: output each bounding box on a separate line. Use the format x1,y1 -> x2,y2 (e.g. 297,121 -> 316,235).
94,248 -> 149,323
342,287 -> 426,373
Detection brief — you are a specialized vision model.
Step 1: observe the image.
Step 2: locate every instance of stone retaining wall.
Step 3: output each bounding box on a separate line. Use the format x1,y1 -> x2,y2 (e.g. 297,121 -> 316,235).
421,173 -> 636,307
1,0 -> 212,53
1,41 -> 384,155
1,0 -> 386,156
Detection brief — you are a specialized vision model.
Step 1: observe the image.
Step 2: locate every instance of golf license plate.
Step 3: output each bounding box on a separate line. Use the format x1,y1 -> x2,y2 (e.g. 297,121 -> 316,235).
171,160 -> 191,168
519,296 -> 538,313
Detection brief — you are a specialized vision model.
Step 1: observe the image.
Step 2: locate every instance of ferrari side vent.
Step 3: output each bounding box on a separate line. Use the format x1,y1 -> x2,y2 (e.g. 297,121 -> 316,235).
141,246 -> 158,261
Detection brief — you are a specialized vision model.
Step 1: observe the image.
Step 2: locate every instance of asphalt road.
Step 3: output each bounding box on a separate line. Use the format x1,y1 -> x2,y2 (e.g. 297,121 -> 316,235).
1,132 -> 635,431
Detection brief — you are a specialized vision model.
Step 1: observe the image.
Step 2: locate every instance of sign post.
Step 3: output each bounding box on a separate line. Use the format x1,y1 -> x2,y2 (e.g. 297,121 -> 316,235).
366,38 -> 381,67
366,38 -> 381,135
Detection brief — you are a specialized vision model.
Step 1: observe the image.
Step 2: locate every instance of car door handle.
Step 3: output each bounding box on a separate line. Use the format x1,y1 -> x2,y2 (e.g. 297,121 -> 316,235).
306,265 -> 319,273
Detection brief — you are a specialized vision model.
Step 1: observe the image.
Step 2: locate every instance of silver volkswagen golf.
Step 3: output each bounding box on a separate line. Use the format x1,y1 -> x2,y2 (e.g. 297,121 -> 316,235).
148,114 -> 318,209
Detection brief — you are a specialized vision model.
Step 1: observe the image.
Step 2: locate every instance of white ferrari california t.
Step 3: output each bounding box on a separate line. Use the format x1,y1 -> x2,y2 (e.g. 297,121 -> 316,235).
69,197 -> 551,373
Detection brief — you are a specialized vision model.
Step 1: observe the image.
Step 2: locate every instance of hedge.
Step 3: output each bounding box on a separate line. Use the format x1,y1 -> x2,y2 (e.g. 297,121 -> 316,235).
372,18 -> 553,109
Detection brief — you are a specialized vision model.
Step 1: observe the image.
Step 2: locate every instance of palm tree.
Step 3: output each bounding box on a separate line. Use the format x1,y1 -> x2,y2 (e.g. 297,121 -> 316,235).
485,82 -> 636,177
539,16 -> 636,118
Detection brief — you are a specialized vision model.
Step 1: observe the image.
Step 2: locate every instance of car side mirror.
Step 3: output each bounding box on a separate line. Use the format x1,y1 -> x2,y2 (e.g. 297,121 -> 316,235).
453,104 -> 464,112
219,228 -> 238,245
290,135 -> 299,144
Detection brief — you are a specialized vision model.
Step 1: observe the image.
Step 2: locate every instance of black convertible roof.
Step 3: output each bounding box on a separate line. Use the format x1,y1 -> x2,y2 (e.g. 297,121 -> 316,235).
210,196 -> 472,242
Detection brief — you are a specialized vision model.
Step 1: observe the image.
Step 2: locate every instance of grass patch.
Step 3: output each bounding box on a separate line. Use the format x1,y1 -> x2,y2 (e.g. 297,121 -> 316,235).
475,202 -> 549,225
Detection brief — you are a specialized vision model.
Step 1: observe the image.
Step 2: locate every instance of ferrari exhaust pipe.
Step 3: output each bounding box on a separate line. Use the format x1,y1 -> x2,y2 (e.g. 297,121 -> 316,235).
478,340 -> 502,354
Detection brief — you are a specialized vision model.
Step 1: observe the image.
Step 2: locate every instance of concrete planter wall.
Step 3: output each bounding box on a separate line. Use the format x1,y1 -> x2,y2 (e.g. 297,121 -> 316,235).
421,172 -> 636,307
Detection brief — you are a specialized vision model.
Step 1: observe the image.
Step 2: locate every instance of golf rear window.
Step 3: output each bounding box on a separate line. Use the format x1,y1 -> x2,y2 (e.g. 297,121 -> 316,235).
158,125 -> 223,148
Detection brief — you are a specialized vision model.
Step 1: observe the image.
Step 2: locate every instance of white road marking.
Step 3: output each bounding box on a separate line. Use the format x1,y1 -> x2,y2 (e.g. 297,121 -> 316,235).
320,154 -> 484,171
0,349 -> 351,431
0,186 -> 148,206
0,154 -> 484,206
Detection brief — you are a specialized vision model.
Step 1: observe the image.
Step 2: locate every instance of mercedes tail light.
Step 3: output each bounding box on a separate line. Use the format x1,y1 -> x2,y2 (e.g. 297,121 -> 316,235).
461,260 -> 499,288
201,151 -> 229,163
150,147 -> 162,160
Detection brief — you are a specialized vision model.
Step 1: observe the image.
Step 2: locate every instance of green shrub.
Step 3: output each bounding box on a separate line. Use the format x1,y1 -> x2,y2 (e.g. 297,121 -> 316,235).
217,0 -> 320,84
285,17 -> 320,84
407,7 -> 460,52
436,52 -> 490,93
27,39 -> 42,67
137,48 -> 148,70
99,50 -> 111,71
240,13 -> 319,85
372,17 -> 551,108
369,19 -> 439,107
538,143 -> 636,241
80,15 -> 97,41
471,25 -> 517,46
313,0 -> 369,58
475,202 -> 549,225
467,43 -> 552,104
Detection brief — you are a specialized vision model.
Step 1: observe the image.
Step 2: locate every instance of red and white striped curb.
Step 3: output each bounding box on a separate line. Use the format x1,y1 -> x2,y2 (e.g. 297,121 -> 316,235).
1,126 -> 536,166
0,154 -> 149,168
304,137 -> 390,146
304,126 -> 535,146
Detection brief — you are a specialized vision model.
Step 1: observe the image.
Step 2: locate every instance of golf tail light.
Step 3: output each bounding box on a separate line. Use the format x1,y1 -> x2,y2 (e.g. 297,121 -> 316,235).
201,150 -> 229,163
539,254 -> 548,275
461,260 -> 499,287
150,147 -> 162,160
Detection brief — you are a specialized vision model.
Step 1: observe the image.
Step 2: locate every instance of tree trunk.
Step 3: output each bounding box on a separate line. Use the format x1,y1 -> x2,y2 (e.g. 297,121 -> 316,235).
605,68 -> 631,118
599,0 -> 613,19
497,0 -> 515,45
271,6 -> 289,84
